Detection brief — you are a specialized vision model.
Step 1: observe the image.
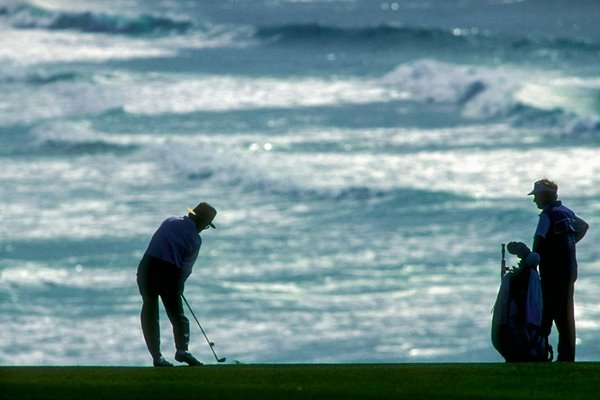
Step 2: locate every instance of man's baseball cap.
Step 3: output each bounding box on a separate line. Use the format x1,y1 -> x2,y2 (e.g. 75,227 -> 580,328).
527,179 -> 558,195
187,202 -> 217,228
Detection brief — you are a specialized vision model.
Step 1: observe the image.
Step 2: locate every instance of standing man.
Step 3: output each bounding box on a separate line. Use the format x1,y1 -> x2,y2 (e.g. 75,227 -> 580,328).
528,179 -> 588,361
137,202 -> 217,367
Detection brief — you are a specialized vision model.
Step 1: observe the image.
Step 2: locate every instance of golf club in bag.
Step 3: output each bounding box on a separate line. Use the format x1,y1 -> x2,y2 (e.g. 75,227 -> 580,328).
491,242 -> 552,362
181,294 -> 226,363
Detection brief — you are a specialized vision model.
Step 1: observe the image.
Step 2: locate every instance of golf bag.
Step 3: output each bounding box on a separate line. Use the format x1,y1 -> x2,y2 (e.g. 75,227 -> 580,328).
491,243 -> 553,362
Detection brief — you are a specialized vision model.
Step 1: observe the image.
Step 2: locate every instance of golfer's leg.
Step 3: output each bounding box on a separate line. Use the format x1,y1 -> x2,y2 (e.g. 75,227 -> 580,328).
540,282 -> 555,338
137,256 -> 162,359
556,282 -> 576,361
140,295 -> 162,359
162,281 -> 190,352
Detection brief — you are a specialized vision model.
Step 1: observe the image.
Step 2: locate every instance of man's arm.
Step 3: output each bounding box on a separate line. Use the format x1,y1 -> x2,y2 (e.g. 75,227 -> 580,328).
532,213 -> 550,254
180,242 -> 200,282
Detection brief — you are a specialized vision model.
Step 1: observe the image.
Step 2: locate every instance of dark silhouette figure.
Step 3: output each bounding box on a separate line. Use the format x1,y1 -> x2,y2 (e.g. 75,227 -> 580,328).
528,179 -> 588,361
137,202 -> 217,367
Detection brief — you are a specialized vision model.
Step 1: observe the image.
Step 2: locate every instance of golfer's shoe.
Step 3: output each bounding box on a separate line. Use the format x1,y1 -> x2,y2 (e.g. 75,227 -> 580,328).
153,356 -> 174,367
175,350 -> 203,366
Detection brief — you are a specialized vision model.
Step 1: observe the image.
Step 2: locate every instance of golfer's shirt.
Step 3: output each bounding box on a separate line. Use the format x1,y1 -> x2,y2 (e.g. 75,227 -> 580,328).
145,216 -> 201,280
534,201 -> 586,280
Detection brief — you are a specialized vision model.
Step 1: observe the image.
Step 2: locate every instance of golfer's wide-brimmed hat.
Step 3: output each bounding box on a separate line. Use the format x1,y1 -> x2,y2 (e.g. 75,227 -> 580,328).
187,202 -> 217,229
527,180 -> 558,195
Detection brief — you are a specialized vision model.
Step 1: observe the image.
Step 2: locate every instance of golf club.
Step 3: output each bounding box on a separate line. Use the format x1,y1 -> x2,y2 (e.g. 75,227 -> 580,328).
501,243 -> 506,277
181,294 -> 226,363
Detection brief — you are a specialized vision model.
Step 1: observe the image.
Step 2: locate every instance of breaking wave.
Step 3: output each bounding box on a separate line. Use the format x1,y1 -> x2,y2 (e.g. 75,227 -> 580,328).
381,59 -> 600,138
254,22 -> 600,51
255,23 -> 463,47
5,3 -> 598,52
1,3 -> 192,35
0,71 -> 79,85
32,122 -> 139,155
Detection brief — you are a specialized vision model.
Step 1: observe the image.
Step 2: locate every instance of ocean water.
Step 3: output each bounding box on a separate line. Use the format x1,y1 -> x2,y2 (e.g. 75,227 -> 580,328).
0,0 -> 598,366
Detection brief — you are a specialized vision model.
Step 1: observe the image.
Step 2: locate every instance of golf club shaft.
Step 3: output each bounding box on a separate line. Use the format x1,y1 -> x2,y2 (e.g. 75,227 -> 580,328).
181,294 -> 226,363
501,243 -> 506,277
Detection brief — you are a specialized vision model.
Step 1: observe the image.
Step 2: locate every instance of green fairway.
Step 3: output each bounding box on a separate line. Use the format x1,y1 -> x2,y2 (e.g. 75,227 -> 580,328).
1,363 -> 599,400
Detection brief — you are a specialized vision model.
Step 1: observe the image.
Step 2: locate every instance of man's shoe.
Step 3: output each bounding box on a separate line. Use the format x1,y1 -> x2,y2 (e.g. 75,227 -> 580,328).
153,356 -> 174,367
175,350 -> 203,366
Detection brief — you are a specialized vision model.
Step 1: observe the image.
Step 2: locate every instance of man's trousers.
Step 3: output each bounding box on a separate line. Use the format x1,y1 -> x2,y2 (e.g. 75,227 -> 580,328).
137,254 -> 190,359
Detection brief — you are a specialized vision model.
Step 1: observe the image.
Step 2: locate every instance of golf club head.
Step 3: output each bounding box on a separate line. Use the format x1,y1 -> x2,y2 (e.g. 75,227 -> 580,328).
217,357 -> 226,363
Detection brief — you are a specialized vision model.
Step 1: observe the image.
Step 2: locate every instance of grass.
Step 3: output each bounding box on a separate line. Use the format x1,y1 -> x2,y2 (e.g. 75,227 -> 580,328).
1,363 -> 599,400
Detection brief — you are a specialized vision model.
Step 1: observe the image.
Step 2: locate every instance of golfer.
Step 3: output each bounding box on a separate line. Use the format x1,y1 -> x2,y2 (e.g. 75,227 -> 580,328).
137,202 -> 217,367
528,179 -> 588,361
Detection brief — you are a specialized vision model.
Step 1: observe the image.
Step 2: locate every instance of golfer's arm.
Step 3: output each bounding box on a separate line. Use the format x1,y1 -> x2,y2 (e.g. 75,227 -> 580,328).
532,214 -> 549,254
